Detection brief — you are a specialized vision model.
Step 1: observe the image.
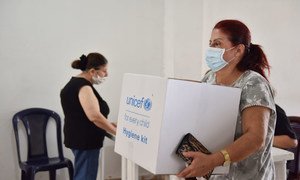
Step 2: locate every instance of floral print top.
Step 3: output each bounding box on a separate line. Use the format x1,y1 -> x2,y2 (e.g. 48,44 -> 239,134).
202,70 -> 276,180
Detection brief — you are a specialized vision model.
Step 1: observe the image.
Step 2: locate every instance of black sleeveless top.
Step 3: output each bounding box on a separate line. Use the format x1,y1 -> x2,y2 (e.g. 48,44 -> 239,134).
60,77 -> 109,149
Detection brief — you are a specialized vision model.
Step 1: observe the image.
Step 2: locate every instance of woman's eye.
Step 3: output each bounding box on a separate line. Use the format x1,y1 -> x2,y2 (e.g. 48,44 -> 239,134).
210,42 -> 221,48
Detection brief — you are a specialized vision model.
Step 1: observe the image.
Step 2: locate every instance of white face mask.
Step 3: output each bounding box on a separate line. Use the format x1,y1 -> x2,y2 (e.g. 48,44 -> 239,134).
92,74 -> 105,84
205,46 -> 236,72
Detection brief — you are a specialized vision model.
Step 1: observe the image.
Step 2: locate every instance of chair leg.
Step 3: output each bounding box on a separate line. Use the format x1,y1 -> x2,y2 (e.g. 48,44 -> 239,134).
21,170 -> 27,180
28,170 -> 35,180
21,169 -> 35,180
67,162 -> 74,180
49,170 -> 56,180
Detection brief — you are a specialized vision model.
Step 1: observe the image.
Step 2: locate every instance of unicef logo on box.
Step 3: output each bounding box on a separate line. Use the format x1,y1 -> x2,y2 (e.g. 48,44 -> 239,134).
126,96 -> 152,111
143,98 -> 152,111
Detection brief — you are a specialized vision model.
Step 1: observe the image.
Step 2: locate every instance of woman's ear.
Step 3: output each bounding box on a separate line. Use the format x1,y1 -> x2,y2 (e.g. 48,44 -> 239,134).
236,44 -> 246,56
88,68 -> 96,76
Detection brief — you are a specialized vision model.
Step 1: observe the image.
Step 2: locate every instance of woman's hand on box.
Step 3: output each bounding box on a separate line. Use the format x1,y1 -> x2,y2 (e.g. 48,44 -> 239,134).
177,151 -> 223,178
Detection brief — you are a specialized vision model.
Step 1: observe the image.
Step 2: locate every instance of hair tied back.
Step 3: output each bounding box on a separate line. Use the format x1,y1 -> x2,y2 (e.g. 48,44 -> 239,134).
80,54 -> 88,70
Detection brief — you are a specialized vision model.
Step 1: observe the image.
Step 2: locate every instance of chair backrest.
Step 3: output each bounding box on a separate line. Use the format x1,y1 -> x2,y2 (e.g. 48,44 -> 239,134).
12,108 -> 64,164
287,116 -> 300,175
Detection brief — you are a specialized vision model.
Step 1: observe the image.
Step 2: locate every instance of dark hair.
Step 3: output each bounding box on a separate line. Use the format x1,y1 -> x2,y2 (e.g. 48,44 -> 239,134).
214,19 -> 270,80
71,52 -> 108,71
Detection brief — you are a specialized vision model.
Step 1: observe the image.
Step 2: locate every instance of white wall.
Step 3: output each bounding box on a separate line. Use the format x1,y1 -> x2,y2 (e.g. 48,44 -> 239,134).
163,0 -> 203,80
0,0 -> 164,179
1,0 -> 299,179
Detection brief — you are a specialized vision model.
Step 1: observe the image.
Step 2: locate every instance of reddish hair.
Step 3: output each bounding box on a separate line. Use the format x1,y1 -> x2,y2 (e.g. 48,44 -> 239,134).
214,19 -> 270,80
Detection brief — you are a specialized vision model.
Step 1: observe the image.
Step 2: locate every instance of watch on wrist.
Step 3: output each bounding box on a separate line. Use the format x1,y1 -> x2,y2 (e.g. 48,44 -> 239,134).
220,149 -> 231,166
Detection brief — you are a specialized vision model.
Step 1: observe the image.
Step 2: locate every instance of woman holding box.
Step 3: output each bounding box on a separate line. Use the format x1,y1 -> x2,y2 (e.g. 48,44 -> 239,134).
177,20 -> 276,179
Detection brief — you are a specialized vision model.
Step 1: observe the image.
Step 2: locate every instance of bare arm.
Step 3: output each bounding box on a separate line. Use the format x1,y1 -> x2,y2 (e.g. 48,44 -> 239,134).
178,106 -> 271,178
273,135 -> 298,149
79,85 -> 116,135
222,106 -> 270,162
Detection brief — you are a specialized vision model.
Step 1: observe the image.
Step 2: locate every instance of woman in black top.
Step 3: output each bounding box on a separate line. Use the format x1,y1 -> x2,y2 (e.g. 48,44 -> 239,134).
60,52 -> 116,180
273,104 -> 298,149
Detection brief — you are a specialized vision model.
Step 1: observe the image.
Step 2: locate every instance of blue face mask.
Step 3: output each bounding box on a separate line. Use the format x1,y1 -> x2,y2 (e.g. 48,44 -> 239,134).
205,46 -> 236,72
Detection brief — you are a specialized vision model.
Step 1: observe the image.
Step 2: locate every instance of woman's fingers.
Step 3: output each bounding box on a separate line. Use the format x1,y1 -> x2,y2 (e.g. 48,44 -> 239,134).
178,152 -> 214,178
183,151 -> 198,158
177,165 -> 193,177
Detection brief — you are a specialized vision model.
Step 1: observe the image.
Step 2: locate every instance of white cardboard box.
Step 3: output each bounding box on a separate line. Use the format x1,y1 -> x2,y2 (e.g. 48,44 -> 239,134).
114,73 -> 241,175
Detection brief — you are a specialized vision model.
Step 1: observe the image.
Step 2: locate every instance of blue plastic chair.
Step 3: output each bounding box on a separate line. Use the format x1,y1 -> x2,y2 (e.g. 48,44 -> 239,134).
12,108 -> 73,180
